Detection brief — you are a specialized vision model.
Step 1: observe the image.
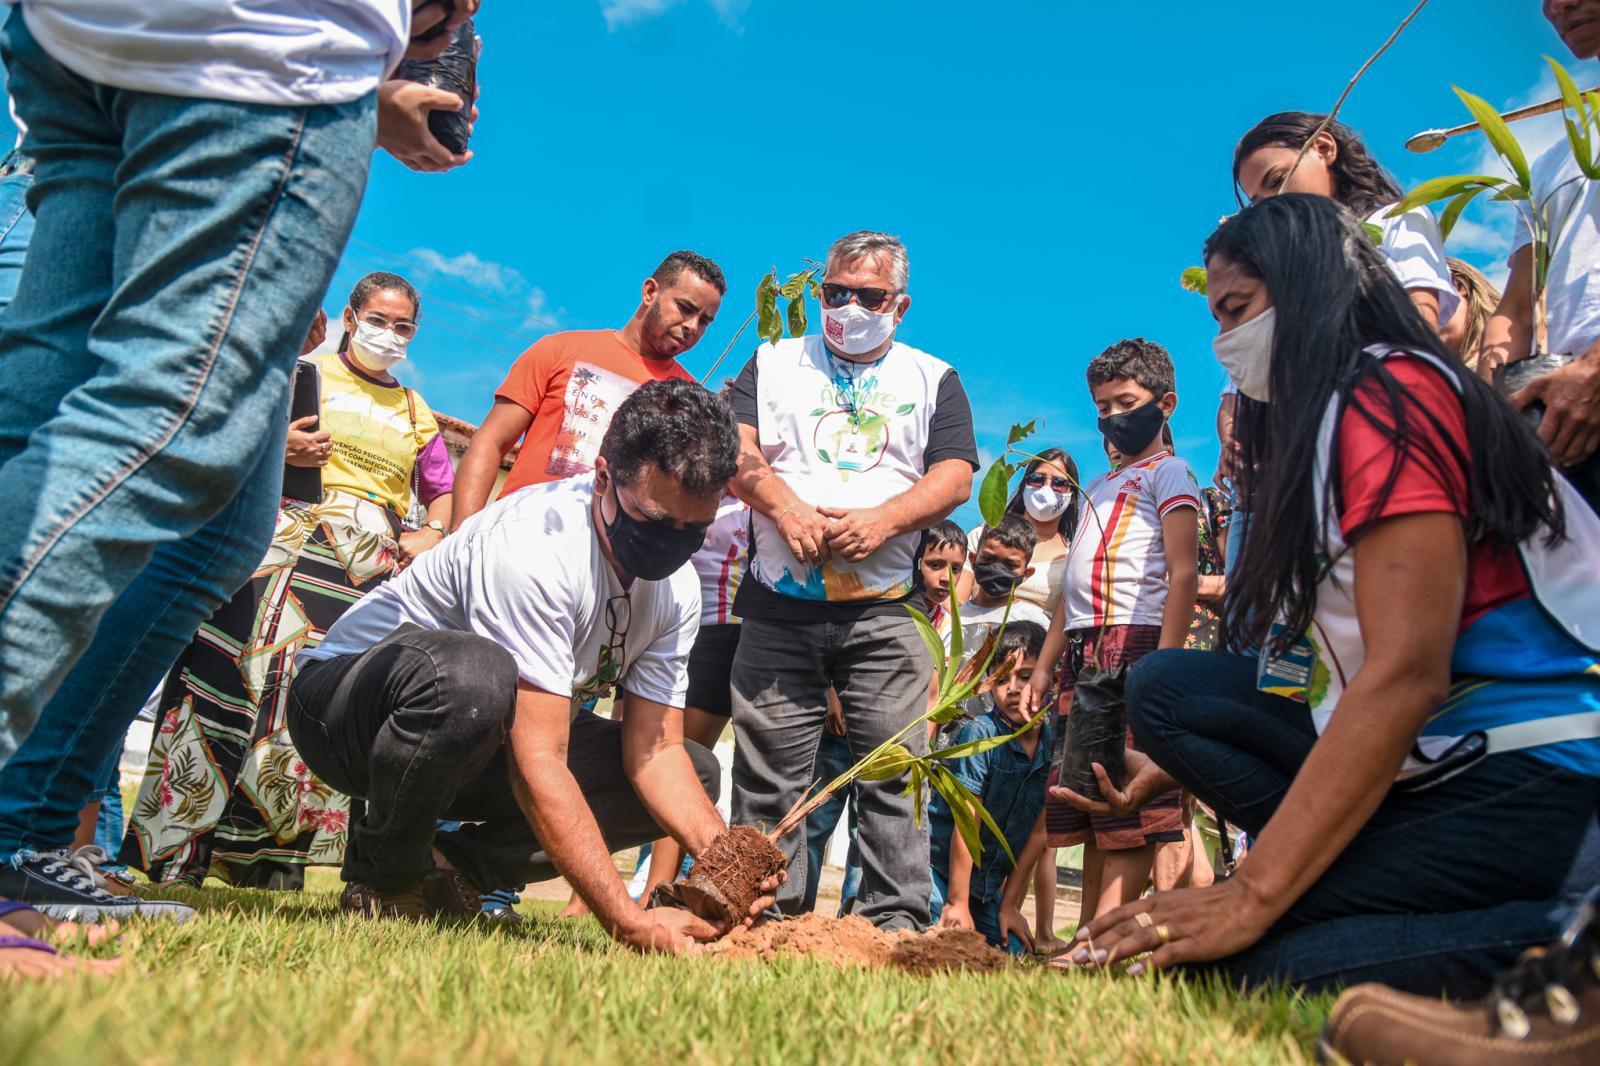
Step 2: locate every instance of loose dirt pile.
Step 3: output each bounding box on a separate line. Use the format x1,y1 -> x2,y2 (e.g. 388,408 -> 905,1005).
699,913 -> 1014,975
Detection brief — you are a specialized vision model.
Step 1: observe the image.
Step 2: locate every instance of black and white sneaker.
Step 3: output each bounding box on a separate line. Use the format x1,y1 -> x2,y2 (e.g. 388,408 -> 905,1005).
0,848 -> 195,922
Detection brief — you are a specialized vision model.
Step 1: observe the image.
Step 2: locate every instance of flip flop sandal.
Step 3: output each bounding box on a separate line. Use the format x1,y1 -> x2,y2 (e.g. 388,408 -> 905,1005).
0,934 -> 56,956
0,900 -> 41,920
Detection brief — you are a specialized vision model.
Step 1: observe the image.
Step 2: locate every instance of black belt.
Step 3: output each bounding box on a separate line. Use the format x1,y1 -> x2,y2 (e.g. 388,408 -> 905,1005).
0,150 -> 35,179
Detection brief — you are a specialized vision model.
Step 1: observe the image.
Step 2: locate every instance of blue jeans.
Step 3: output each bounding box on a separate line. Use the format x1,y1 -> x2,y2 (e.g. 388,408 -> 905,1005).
1127,649 -> 1600,995
802,729 -> 861,915
0,14 -> 375,847
929,866 -> 1028,956
91,756 -> 126,872
0,166 -> 34,315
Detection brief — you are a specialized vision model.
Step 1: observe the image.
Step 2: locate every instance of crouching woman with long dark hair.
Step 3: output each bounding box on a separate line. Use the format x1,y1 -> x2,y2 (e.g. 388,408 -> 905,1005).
1060,194 -> 1600,996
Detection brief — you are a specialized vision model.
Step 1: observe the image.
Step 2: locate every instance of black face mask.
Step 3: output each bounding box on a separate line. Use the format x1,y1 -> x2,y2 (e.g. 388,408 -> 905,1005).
603,483 -> 706,581
1097,401 -> 1166,458
973,559 -> 1024,600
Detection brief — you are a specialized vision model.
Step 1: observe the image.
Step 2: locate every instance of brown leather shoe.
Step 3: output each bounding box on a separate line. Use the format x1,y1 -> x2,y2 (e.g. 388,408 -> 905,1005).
338,880 -> 429,921
1318,892 -> 1600,1065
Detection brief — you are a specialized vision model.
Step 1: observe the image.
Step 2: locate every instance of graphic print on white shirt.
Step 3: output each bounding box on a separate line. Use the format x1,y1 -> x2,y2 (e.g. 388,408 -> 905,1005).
546,362 -> 643,480
691,494 -> 750,627
747,336 -> 953,602
1062,452 -> 1201,630
301,474 -> 702,714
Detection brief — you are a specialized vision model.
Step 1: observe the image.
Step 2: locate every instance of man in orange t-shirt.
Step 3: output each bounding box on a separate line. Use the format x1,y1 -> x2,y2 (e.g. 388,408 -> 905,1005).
450,251 -> 726,528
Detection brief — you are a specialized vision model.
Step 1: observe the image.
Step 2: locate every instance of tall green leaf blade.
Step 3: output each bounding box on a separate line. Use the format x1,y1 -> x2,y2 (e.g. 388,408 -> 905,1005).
1390,175 -> 1506,215
945,596 -> 964,696
856,744 -> 917,781
1548,56 -> 1595,171
904,605 -> 950,691
928,708 -> 1048,761
1454,86 -> 1531,189
978,460 -> 1011,528
1439,186 -> 1488,242
933,765 -> 986,865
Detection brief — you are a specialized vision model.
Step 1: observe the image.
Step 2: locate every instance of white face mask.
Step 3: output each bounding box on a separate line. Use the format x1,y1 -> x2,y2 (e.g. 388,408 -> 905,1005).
1212,306 -> 1276,402
349,318 -> 411,373
1023,484 -> 1072,522
821,299 -> 898,357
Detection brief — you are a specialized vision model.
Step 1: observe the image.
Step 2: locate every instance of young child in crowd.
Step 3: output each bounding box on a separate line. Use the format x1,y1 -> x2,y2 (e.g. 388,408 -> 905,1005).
1017,337 -> 1201,935
930,621 -> 1050,955
918,520 -> 967,642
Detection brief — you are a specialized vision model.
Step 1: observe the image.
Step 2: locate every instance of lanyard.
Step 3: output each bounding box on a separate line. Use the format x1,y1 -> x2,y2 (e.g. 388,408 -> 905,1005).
828,351 -> 885,431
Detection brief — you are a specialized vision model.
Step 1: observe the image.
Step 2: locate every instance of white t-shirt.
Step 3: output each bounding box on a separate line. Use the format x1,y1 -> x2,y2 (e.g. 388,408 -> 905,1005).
301,475 -> 703,713
6,2 -> 410,106
691,493 -> 750,627
1221,203 -> 1458,397
1515,135 -> 1600,360
1062,451 -> 1201,630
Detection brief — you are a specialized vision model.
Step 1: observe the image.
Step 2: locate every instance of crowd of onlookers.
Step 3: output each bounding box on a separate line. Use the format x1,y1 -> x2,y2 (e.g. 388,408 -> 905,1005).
2,2 -> 1599,1064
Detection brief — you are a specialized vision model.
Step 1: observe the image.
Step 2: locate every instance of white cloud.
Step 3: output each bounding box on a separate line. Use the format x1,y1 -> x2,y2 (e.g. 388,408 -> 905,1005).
521,286 -> 566,332
602,0 -> 681,29
601,0 -> 748,30
408,248 -> 526,296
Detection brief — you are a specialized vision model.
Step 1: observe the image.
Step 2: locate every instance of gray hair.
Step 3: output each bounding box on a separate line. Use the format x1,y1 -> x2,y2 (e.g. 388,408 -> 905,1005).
825,230 -> 909,292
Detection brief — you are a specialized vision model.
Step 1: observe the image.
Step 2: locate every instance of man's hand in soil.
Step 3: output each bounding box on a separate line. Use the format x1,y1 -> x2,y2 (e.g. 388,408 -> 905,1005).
1048,751 -> 1178,820
745,872 -> 785,923
818,505 -> 893,562
620,907 -> 723,954
1512,348 -> 1600,467
938,900 -> 974,931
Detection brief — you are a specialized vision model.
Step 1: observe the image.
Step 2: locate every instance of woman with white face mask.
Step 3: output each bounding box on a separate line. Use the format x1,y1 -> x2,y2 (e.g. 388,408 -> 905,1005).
1064,194 -> 1600,998
124,271 -> 457,890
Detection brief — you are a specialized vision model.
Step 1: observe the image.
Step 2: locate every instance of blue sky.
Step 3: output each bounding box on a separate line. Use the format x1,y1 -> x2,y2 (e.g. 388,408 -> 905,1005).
4,2 -> 1571,528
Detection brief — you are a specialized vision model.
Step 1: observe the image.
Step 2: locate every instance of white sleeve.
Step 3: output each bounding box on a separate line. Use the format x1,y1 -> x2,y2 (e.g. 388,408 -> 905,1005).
463,523 -> 578,695
1374,206 -> 1460,325
965,524 -> 984,550
622,582 -> 700,708
1152,459 -> 1202,518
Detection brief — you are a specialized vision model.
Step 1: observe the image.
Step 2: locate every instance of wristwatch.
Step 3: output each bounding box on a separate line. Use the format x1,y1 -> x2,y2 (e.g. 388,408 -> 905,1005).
424,519 -> 447,536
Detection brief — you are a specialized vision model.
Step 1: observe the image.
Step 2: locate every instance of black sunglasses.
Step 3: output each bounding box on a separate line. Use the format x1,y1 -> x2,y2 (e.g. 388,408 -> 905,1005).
821,282 -> 900,312
1024,472 -> 1071,492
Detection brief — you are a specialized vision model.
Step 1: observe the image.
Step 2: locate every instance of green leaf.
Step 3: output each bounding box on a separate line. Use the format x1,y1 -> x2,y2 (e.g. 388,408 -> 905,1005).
904,605 -> 950,691
968,783 -> 1016,866
1454,85 -> 1531,189
1006,419 -> 1038,447
895,403 -> 915,415
809,408 -> 826,417
779,274 -> 806,300
978,460 -> 1011,528
1179,266 -> 1208,296
856,743 -> 918,781
817,448 -> 831,464
756,272 -> 781,347
928,708 -> 1048,761
1439,186 -> 1489,243
1390,174 -> 1508,215
1362,222 -> 1383,246
1548,56 -> 1595,171
944,596 -> 964,700
932,765 -> 987,865
786,295 -> 807,338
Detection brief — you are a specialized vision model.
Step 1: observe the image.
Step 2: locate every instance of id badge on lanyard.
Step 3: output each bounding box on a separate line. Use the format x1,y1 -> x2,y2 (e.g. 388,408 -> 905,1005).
837,430 -> 871,471
1256,621 -> 1315,702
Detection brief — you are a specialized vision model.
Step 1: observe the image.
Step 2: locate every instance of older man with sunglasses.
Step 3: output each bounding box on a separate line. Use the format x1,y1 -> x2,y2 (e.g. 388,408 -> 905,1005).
284,380 -> 776,952
728,230 -> 978,930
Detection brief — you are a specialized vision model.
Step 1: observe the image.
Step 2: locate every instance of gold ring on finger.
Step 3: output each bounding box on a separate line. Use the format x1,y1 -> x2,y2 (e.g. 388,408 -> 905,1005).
1156,925 -> 1171,945
1134,912 -> 1153,929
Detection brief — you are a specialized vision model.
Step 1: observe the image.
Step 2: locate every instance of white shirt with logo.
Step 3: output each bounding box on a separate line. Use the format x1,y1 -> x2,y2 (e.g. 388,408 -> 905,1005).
1062,452 -> 1201,630
301,474 -> 702,713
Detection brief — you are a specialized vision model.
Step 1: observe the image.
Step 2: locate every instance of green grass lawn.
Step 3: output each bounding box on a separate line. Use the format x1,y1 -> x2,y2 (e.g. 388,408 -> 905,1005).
3,873 -> 1332,1065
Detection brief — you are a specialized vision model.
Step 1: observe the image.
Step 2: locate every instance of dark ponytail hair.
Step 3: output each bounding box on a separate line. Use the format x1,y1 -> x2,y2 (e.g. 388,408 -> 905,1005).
1205,195 -> 1562,650
336,271 -> 422,354
1233,112 -> 1402,218
1005,446 -> 1081,541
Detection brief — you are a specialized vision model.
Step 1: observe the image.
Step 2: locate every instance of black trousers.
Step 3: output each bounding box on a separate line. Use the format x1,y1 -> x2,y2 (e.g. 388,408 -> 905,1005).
286,624 -> 721,890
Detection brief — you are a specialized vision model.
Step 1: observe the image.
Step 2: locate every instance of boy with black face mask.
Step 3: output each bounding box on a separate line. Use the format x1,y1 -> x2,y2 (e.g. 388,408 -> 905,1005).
1020,337 -> 1200,928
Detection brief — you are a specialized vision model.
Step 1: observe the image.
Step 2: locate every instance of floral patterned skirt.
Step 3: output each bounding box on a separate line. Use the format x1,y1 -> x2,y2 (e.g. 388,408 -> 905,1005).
122,493 -> 396,886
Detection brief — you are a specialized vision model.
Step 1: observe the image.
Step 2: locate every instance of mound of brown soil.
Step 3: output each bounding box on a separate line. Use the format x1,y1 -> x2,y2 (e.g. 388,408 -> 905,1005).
888,928 -> 1013,975
699,915 -> 1014,976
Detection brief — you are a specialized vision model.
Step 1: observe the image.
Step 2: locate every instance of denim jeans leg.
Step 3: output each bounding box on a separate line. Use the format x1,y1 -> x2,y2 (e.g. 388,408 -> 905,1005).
802,729 -> 856,912
0,13 -> 376,767
832,614 -> 933,931
0,170 -> 34,318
